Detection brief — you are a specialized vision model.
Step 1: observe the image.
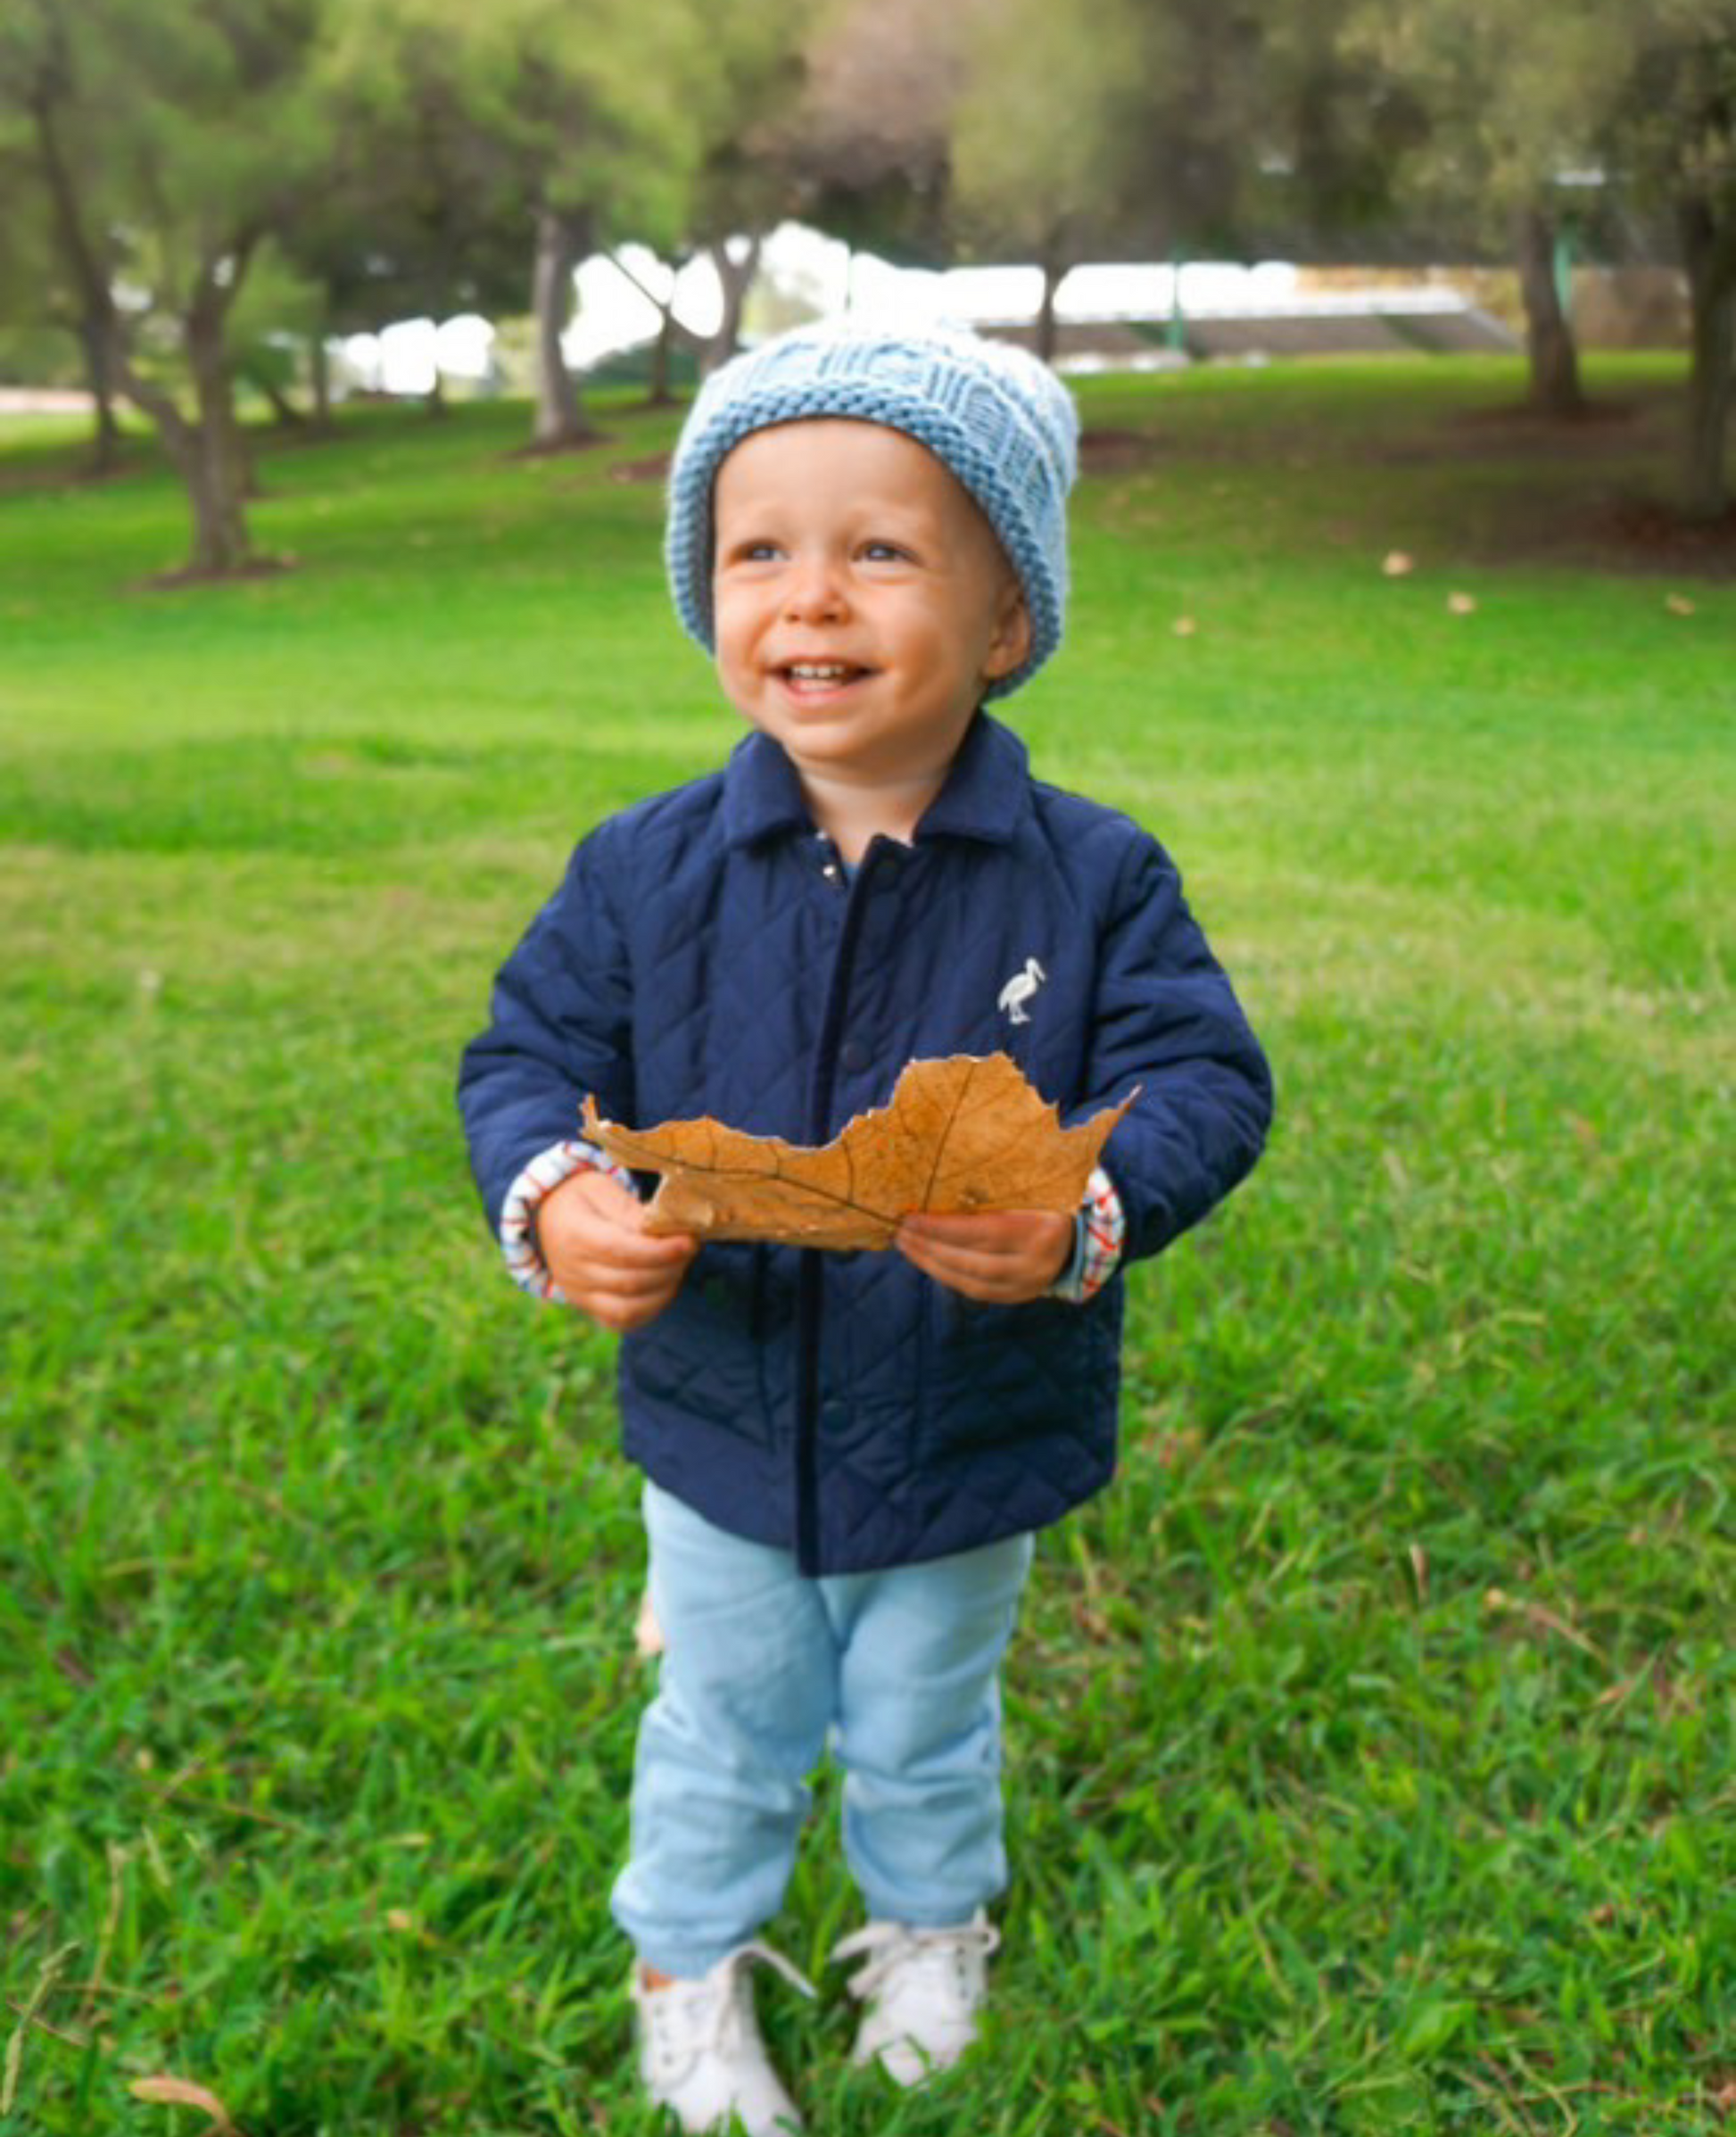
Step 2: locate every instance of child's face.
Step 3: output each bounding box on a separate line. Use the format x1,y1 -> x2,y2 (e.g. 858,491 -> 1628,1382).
710,419 -> 1030,797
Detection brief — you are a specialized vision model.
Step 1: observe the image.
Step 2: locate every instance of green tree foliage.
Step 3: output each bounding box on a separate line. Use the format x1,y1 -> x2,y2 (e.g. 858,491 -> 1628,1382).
327,0 -> 699,450
1254,0 -> 1434,247
284,21 -> 534,427
1352,0 -> 1734,508
1603,0 -> 1736,516
948,0 -> 1151,358
599,0 -> 810,393
1344,0 -> 1626,414
1,0 -> 334,570
948,0 -> 1283,361
0,79 -> 120,460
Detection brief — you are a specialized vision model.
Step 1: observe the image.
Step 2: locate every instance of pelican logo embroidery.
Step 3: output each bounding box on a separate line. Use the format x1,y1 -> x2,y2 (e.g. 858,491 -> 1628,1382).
997,957 -> 1046,1025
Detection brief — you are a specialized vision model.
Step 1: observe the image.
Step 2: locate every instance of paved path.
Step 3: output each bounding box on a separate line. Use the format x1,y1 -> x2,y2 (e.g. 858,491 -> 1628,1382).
0,387 -> 95,413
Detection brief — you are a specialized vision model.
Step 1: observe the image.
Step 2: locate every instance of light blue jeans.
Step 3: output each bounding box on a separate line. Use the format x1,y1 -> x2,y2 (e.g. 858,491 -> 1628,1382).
610,1480 -> 1036,1978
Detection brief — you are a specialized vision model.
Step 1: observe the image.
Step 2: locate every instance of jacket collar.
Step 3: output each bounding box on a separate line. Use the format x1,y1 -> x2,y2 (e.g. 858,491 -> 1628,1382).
721,728 -> 813,848
721,712 -> 1030,851
916,714 -> 1030,846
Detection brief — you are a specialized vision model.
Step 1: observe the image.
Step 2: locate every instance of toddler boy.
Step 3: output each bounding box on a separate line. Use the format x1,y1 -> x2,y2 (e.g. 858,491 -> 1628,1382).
459,323 -> 1272,2133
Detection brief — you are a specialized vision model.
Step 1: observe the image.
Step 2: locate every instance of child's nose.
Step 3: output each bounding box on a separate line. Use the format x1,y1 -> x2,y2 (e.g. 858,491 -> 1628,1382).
782,554 -> 847,620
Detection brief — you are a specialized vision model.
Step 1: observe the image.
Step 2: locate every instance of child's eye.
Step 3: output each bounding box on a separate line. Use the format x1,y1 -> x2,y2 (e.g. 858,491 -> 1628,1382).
860,540 -> 908,563
728,540 -> 782,564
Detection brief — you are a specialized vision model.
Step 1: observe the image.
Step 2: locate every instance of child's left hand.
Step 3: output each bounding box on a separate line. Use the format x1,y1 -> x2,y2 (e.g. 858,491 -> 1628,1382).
895,1209 -> 1075,1304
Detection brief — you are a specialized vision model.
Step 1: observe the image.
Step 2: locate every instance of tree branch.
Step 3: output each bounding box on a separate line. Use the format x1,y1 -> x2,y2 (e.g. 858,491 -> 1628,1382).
27,69 -> 111,327
605,251 -> 708,351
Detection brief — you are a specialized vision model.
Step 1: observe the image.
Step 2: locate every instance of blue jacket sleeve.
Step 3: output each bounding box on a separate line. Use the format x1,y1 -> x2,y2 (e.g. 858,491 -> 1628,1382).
1083,832 -> 1273,1263
456,823 -> 637,1236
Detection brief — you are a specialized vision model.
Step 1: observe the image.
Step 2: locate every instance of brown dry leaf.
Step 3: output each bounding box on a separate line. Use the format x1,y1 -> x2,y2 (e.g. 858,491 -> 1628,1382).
1171,614 -> 1198,637
584,1052 -> 1136,1249
1665,592 -> 1697,617
1446,591 -> 1477,615
1381,550 -> 1416,576
129,2076 -> 239,2133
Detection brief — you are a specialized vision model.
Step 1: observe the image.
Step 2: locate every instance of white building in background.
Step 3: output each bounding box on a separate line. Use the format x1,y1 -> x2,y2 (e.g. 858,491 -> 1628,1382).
338,219 -> 1509,393
341,312 -> 499,395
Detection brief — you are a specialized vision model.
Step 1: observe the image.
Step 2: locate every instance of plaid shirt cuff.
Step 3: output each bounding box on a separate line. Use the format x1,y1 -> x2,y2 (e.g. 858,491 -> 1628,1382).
500,1138 -> 635,1303
1046,1165 -> 1125,1304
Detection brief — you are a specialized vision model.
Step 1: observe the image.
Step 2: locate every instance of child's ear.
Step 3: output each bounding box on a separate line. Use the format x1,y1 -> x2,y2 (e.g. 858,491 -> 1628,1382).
981,587 -> 1032,683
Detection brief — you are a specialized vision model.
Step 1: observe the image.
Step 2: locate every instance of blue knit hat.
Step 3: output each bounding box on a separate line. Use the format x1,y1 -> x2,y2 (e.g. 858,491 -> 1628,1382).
665,321 -> 1079,697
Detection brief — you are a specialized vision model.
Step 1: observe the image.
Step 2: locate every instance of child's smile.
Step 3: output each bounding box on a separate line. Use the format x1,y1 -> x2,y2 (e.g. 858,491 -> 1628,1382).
711,419 -> 1029,807
776,658 -> 877,703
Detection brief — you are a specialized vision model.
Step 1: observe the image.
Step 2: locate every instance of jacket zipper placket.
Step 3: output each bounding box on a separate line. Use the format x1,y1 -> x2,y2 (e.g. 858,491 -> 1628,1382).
794,835 -> 872,1575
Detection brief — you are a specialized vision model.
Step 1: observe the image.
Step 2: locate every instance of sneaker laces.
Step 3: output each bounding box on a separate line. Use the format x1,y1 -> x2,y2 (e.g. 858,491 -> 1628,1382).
638,1940 -> 817,2077
830,1916 -> 1000,2006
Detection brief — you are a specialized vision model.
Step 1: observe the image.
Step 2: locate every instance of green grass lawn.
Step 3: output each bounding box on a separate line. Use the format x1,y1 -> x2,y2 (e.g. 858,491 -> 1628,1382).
3,354 -> 1733,2135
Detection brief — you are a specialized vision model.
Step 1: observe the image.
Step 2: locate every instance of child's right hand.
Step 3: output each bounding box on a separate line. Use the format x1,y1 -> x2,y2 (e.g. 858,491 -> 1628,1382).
536,1170 -> 698,1333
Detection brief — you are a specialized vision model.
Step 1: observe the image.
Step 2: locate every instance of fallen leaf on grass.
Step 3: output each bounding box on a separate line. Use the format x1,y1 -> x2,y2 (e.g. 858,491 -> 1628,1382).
1665,592 -> 1697,617
1171,614 -> 1198,637
584,1053 -> 1136,1250
129,2075 -> 239,2133
1446,591 -> 1477,615
1382,550 -> 1416,576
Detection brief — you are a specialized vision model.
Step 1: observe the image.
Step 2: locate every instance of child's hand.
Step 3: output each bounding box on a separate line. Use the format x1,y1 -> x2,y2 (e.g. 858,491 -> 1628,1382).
536,1169 -> 698,1333
895,1209 -> 1075,1305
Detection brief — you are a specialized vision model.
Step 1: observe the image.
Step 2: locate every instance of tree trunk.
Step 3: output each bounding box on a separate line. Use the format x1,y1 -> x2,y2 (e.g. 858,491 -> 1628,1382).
185,301 -> 255,573
1515,204 -> 1584,417
310,331 -> 334,433
36,67 -> 261,576
219,352 -> 260,500
602,248 -> 693,407
531,203 -> 597,448
1680,196 -> 1735,522
80,311 -> 122,474
31,86 -> 126,473
647,303 -> 679,406
425,369 -> 448,420
1035,256 -> 1065,367
259,372 -> 307,430
702,234 -> 762,377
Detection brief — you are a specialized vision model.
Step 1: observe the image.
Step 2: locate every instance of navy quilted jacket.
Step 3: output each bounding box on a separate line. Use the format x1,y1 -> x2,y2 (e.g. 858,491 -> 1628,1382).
459,714 -> 1271,1573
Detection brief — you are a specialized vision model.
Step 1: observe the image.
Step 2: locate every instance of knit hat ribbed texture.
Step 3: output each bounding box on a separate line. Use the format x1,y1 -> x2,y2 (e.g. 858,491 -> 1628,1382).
665,321 -> 1079,698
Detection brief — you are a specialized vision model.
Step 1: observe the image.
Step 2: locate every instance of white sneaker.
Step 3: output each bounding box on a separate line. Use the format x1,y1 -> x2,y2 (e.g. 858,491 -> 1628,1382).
630,1941 -> 814,2134
831,1909 -> 1000,2087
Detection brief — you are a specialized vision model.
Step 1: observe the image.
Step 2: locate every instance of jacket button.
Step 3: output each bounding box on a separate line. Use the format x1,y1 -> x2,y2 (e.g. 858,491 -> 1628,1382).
839,1038 -> 869,1073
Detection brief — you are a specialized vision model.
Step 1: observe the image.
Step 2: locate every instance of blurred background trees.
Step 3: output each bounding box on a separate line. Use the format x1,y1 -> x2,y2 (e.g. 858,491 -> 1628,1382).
2,0 -> 1731,567
2,0 -> 334,569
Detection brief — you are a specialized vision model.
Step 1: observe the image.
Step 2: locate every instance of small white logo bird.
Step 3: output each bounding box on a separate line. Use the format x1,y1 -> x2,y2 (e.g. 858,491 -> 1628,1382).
997,957 -> 1046,1024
